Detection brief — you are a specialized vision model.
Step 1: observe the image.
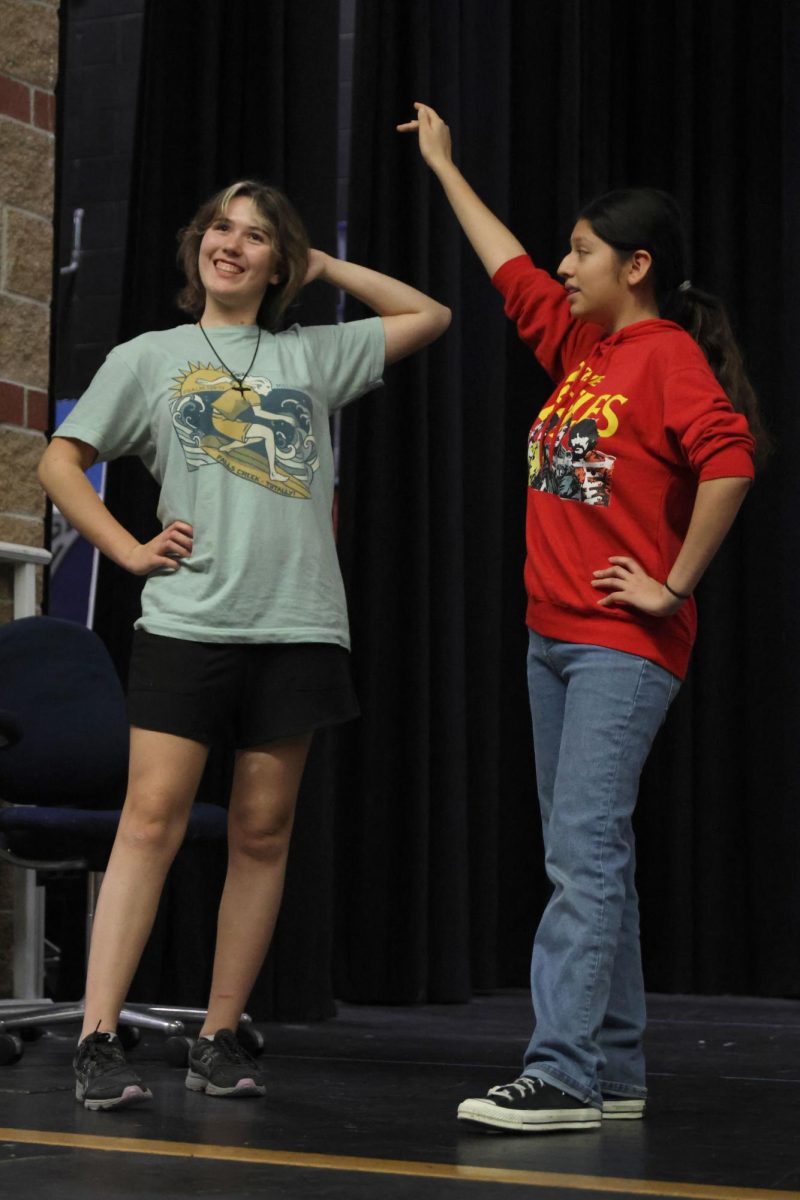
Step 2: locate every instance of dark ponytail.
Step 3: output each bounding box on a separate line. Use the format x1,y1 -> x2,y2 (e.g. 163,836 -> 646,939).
670,285 -> 770,466
579,188 -> 771,466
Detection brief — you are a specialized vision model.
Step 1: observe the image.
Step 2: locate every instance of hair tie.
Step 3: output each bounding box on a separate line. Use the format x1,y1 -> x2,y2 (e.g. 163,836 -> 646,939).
678,279 -> 692,293
664,579 -> 691,601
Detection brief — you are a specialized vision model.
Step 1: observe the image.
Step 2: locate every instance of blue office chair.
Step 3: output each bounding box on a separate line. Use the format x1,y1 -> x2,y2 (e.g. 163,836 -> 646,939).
0,616 -> 259,1065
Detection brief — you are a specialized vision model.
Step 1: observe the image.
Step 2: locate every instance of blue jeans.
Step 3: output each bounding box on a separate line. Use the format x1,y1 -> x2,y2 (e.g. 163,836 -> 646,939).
523,630 -> 680,1106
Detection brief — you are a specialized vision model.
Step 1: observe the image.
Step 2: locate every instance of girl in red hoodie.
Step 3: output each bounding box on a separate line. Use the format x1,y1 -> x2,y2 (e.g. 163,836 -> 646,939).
400,103 -> 764,1133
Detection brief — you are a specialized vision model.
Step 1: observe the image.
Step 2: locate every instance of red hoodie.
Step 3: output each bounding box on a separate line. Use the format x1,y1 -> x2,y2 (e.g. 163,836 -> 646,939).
493,254 -> 755,679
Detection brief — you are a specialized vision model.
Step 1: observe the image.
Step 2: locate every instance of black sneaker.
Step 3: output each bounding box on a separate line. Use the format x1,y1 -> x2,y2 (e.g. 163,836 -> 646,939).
73,1031 -> 153,1111
601,1094 -> 646,1120
457,1076 -> 601,1132
185,1028 -> 266,1098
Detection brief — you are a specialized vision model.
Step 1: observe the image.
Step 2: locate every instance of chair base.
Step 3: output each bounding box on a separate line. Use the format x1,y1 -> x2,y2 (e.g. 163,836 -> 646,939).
0,1000 -> 256,1060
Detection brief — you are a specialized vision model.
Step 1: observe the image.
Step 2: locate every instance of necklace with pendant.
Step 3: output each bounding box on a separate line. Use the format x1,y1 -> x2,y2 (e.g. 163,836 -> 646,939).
197,322 -> 262,397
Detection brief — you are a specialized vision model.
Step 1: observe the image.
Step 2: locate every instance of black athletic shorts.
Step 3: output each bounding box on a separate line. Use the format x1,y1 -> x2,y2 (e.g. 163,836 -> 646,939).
127,630 -> 360,747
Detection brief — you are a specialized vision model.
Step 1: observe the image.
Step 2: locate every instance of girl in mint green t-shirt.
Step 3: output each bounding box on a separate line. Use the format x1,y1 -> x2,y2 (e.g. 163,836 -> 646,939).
39,179 -> 451,1110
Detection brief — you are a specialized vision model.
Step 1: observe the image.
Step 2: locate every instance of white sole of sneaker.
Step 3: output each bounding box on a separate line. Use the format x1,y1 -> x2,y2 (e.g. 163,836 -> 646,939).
457,1100 -> 601,1132
601,1098 -> 645,1120
185,1069 -> 265,1097
77,1083 -> 153,1111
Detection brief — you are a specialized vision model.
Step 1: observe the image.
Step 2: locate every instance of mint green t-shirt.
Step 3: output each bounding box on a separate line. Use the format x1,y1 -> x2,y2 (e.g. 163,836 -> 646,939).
56,319 -> 385,647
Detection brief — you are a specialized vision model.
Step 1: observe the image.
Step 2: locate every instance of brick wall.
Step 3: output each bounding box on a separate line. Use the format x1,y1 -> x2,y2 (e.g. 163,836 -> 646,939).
0,0 -> 57,576
0,0 -> 59,996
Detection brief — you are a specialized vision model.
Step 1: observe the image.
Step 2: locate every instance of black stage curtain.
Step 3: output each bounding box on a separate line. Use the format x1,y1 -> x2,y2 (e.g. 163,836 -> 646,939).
93,0 -> 342,1019
335,0 -> 799,1002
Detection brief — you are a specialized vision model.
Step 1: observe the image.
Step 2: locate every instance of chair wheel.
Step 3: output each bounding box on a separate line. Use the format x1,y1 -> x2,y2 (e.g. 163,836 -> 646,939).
237,1024 -> 264,1055
117,1024 -> 141,1050
0,1033 -> 23,1065
18,1026 -> 43,1042
164,1035 -> 193,1067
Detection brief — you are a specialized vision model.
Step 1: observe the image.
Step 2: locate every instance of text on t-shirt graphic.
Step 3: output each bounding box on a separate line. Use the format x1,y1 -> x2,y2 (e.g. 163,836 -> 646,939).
169,363 -> 318,499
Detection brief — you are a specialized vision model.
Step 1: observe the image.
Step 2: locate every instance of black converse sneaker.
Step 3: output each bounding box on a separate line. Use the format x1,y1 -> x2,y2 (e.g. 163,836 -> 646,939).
73,1031 -> 153,1111
185,1028 -> 266,1098
457,1076 -> 601,1132
601,1094 -> 646,1120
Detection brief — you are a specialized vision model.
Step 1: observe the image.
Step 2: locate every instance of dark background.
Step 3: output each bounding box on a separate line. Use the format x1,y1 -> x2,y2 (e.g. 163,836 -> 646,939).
51,0 -> 799,1014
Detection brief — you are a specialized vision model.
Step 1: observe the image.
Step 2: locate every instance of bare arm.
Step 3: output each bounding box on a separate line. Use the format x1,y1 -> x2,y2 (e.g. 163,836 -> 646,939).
591,477 -> 752,616
304,250 -> 450,365
397,102 -> 526,278
38,437 -> 193,575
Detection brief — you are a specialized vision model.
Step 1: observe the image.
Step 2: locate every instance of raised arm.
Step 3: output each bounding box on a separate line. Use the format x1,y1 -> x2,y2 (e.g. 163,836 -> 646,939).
397,102 -> 526,278
304,249 -> 450,365
38,437 -> 193,575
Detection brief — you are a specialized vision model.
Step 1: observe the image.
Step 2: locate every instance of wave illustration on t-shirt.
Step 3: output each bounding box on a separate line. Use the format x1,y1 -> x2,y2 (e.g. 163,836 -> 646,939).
169,364 -> 318,499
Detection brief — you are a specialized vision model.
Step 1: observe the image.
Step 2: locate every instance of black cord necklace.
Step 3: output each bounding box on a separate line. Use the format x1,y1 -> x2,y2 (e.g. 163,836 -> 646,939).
197,321 -> 262,397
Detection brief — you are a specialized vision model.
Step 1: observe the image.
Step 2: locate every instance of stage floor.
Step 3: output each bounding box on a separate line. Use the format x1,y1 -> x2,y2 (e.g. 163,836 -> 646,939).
0,991 -> 799,1199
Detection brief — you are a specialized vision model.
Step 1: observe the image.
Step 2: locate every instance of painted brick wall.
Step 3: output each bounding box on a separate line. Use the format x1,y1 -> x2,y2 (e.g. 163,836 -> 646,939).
0,0 -> 60,996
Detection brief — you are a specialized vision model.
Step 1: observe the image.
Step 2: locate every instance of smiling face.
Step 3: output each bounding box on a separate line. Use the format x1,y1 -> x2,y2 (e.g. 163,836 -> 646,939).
198,195 -> 282,325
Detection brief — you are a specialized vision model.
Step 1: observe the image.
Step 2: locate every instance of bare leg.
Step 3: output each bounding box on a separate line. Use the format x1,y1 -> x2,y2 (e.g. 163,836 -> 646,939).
222,427 -> 289,480
258,425 -> 289,481
80,728 -> 210,1039
200,734 -> 312,1035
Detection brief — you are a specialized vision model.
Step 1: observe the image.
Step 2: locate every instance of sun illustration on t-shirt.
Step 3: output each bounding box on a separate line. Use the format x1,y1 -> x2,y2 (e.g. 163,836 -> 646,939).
168,363 -> 319,499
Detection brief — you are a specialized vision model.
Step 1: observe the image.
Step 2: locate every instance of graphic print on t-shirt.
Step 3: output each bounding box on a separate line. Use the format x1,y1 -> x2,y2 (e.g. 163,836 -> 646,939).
527,361 -> 627,507
169,364 -> 318,498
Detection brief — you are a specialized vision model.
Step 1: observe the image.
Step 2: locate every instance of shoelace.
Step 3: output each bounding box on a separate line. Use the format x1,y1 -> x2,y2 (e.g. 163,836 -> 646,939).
204,1030 -> 256,1065
82,1033 -> 125,1065
488,1076 -> 543,1101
